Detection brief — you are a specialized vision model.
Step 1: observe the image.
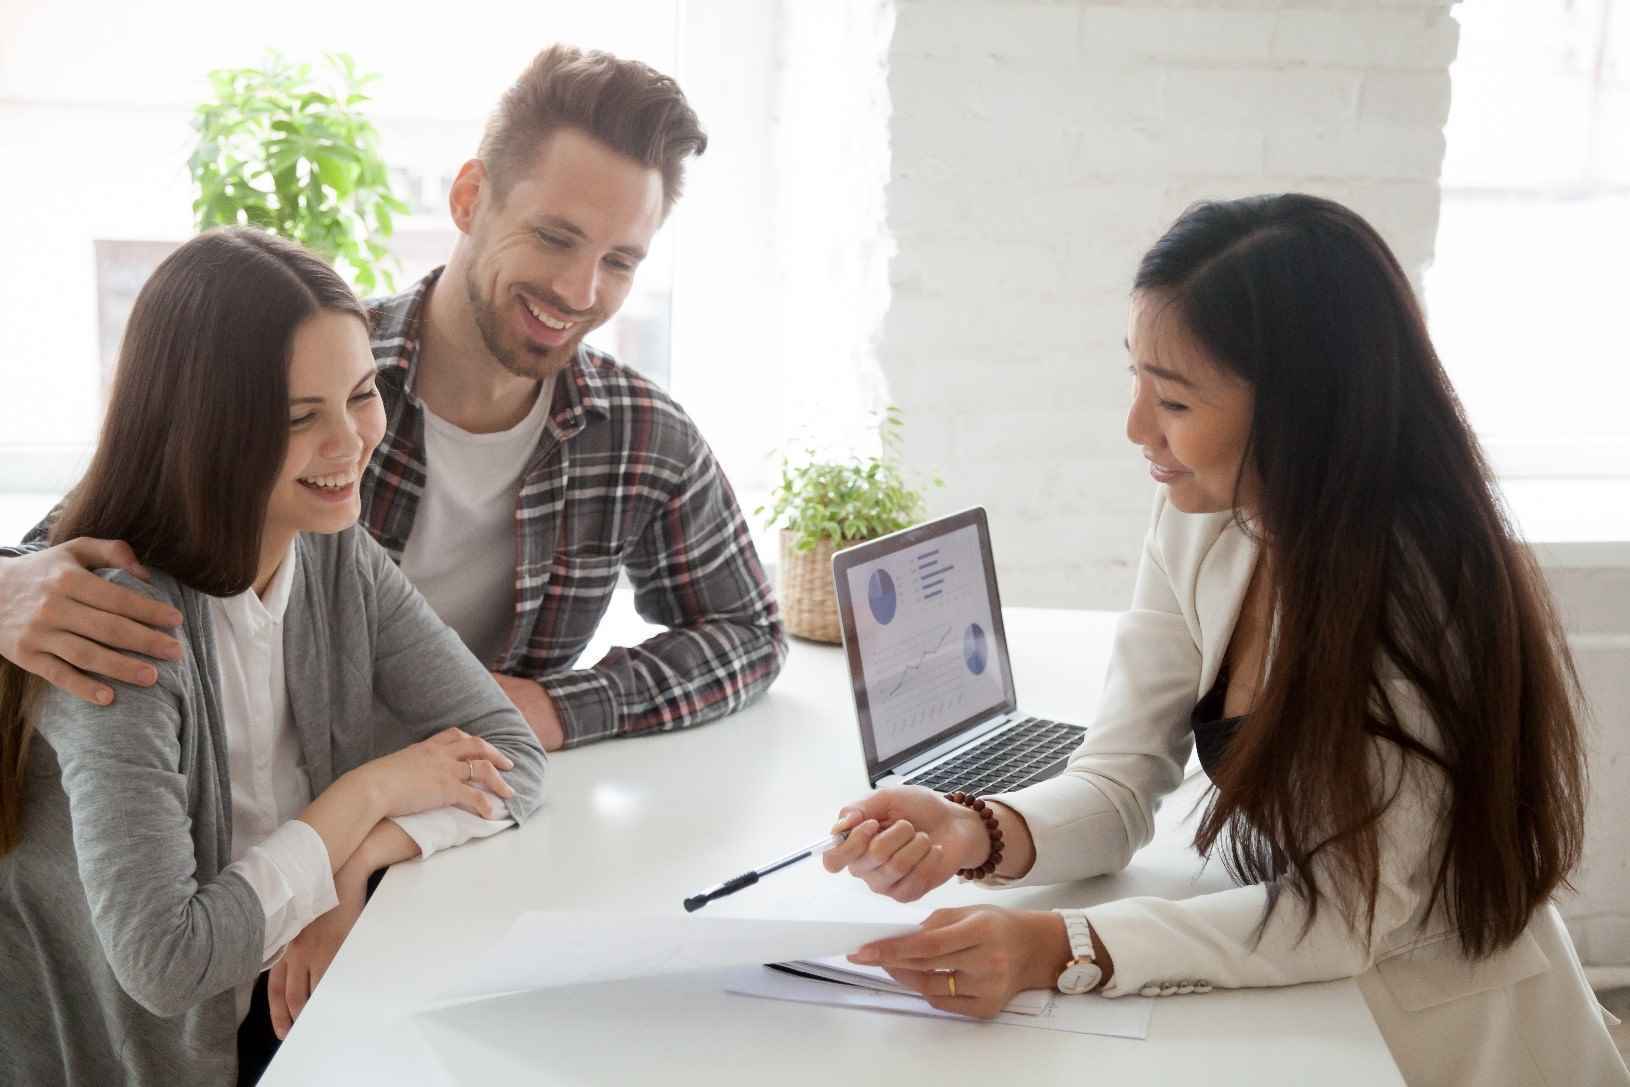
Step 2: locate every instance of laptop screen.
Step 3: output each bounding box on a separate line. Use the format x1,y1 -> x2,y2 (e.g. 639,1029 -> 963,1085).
832,508 -> 1017,781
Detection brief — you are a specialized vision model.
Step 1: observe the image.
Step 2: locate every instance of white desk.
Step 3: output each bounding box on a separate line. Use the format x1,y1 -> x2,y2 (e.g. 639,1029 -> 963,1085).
263,607 -> 1403,1086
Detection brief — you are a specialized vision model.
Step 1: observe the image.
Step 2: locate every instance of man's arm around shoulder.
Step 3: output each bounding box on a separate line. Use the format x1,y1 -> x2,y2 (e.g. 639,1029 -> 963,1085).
0,537 -> 184,706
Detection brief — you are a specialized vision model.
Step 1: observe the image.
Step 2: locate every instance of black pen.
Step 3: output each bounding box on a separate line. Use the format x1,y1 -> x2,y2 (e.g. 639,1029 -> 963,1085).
683,831 -> 850,912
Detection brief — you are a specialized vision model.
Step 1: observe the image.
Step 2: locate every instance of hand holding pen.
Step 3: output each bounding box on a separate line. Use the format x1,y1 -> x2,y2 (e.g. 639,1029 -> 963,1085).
821,786 -> 993,902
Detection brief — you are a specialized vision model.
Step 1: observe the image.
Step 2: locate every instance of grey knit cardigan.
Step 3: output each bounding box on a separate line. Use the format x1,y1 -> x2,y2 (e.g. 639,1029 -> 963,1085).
0,526 -> 549,1086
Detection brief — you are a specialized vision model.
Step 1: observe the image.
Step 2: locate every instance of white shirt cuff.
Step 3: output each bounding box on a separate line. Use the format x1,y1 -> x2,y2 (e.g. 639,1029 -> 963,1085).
224,819 -> 339,964
389,799 -> 515,862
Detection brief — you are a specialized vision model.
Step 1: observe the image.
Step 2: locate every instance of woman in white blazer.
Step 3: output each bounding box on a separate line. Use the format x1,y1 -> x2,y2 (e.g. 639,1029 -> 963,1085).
822,194 -> 1628,1086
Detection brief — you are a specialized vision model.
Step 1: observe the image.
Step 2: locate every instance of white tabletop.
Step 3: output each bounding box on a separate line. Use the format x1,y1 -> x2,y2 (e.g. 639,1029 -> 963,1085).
263,606 -> 1403,1086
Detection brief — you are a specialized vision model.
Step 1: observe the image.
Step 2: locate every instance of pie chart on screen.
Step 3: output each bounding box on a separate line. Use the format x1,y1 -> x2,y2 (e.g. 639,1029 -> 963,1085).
868,569 -> 897,625
964,623 -> 988,675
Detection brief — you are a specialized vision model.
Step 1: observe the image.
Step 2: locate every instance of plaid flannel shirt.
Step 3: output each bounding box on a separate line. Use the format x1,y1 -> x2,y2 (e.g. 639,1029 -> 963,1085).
8,267 -> 787,748
362,269 -> 786,746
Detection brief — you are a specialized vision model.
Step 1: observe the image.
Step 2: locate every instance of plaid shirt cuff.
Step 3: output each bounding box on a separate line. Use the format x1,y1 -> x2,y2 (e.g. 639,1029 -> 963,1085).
540,669 -> 623,748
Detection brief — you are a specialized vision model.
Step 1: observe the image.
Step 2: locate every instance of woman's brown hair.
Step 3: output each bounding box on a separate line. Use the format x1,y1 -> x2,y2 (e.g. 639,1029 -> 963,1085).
1136,194 -> 1587,959
0,227 -> 365,854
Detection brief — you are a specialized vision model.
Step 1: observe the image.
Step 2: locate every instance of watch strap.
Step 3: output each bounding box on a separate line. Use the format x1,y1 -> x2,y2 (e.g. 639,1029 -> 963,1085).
1055,911 -> 1103,995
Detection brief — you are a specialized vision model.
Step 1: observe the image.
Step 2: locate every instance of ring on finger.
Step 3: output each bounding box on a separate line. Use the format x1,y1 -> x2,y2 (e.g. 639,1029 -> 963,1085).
466,760 -> 475,783
947,970 -> 957,998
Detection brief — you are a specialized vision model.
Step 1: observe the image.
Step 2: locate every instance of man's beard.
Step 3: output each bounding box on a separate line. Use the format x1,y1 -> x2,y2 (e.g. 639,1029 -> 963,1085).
464,263 -> 584,381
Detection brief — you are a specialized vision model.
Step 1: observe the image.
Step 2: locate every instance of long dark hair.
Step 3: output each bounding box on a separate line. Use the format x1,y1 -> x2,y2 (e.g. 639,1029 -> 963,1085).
0,228 -> 365,855
1136,194 -> 1586,959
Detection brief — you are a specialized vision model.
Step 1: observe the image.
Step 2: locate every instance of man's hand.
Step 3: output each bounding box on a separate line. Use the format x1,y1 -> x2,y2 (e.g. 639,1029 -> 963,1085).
267,869 -> 368,1040
491,672 -> 565,750
0,539 -> 183,705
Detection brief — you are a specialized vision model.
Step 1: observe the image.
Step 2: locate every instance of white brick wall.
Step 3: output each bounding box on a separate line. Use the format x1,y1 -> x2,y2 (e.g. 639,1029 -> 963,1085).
883,0 -> 1460,609
1535,543 -> 1630,989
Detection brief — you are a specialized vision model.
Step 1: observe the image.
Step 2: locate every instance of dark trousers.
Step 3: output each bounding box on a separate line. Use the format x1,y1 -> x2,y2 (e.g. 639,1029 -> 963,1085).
236,971 -> 280,1086
235,865 -> 387,1085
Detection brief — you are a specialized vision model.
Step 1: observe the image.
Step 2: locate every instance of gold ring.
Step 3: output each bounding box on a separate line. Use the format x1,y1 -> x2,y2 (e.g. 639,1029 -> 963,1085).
947,972 -> 957,998
466,761 -> 475,783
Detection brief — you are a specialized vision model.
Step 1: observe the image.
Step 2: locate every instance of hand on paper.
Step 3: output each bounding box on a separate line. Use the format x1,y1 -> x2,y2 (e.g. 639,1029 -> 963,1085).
267,868 -> 368,1040
847,906 -> 1073,1020
821,786 -> 988,901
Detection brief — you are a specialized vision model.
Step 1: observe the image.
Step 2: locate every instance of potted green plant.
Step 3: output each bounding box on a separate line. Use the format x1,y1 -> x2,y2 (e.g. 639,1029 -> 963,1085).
188,51 -> 410,294
759,409 -> 939,643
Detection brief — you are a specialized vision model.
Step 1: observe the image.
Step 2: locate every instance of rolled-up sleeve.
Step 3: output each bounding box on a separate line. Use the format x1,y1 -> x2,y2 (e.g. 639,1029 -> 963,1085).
389,802 -> 515,862
224,819 -> 339,962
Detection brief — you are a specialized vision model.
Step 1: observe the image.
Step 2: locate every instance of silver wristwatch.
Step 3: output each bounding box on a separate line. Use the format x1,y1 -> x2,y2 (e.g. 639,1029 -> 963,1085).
1055,911 -> 1103,995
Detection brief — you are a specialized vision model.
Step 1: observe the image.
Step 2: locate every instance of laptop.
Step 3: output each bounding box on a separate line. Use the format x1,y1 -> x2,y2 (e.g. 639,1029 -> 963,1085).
831,507 -> 1087,794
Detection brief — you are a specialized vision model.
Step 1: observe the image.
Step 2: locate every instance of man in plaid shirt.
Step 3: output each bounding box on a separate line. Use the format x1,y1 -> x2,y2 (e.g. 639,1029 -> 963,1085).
0,46 -> 785,750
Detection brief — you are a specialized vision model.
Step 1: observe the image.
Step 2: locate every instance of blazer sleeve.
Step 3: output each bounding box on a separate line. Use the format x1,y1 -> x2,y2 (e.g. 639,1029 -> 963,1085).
32,576 -> 265,1019
359,531 -> 549,825
983,492 -> 1202,886
1077,686 -> 1448,998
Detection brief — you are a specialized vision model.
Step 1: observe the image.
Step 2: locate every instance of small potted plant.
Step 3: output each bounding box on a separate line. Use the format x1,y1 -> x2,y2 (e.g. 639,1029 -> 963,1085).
759,409 -> 938,643
189,51 -> 410,294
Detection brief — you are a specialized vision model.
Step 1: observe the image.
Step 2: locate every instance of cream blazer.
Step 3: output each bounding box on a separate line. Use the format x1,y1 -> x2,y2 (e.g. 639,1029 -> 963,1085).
990,491 -> 1628,1086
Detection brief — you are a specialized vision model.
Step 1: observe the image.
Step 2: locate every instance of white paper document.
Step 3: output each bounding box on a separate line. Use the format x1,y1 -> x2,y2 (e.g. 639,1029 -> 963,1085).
725,964 -> 1156,1039
433,912 -> 916,1005
776,956 -> 1051,1015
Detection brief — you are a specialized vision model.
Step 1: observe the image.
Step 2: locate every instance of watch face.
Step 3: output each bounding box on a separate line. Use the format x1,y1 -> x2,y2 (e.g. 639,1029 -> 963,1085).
1057,960 -> 1103,995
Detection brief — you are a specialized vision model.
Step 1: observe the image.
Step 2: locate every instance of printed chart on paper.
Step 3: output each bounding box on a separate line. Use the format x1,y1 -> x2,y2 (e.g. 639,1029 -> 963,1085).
844,523 -> 1007,762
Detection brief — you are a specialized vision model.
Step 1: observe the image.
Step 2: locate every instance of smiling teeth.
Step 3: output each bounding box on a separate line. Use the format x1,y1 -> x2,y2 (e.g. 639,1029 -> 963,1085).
299,472 -> 357,489
524,299 -> 571,331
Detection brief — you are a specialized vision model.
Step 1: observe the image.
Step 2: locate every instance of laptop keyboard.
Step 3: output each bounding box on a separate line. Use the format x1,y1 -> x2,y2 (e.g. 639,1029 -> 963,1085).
908,717 -> 1086,796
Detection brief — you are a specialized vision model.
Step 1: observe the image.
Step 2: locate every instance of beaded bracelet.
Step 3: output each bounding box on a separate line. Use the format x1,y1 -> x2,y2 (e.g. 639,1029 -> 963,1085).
946,791 -> 1004,879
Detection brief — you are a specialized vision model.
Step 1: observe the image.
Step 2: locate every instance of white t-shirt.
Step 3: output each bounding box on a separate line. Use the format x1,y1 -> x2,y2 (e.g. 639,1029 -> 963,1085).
399,375 -> 555,666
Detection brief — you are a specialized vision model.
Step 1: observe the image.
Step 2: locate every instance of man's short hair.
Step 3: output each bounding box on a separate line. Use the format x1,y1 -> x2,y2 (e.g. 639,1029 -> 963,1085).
478,43 -> 708,216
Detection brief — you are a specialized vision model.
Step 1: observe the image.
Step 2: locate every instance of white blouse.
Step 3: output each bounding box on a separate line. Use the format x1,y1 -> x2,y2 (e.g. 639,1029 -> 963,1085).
210,540 -> 513,1023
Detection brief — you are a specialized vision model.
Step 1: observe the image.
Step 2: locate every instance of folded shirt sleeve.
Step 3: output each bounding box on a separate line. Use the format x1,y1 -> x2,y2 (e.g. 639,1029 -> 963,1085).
222,819 -> 339,964
388,798 -> 515,862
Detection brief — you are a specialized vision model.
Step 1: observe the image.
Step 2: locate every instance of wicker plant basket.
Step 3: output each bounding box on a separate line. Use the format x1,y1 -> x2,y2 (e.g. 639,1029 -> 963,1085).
778,530 -> 856,644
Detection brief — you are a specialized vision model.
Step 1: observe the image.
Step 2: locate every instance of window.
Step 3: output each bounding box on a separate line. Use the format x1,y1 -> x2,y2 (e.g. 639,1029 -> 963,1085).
0,1 -> 693,527
1426,0 -> 1630,478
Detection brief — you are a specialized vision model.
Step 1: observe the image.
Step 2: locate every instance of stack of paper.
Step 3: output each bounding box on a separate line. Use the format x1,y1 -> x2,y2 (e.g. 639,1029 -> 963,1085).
726,964 -> 1155,1039
428,911 -> 1154,1041
771,956 -> 1051,1015
432,913 -> 919,1005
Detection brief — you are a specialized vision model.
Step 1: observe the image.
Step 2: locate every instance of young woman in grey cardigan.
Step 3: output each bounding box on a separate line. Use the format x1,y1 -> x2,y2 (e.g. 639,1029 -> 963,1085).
0,229 -> 549,1086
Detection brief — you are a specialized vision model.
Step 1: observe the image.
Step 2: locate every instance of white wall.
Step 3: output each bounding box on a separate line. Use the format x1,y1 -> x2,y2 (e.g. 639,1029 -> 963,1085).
882,0 -> 1460,610
1543,548 -> 1630,988
769,0 -> 896,465
668,0 -> 784,505
1427,0 -> 1630,468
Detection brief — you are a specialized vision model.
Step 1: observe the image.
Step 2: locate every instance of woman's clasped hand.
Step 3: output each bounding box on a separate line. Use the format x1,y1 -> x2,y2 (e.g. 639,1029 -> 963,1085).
821,786 -> 991,902
358,726 -> 518,821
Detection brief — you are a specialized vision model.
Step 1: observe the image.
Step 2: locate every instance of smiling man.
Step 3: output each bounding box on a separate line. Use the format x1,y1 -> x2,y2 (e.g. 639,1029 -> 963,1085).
0,45 -> 786,751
